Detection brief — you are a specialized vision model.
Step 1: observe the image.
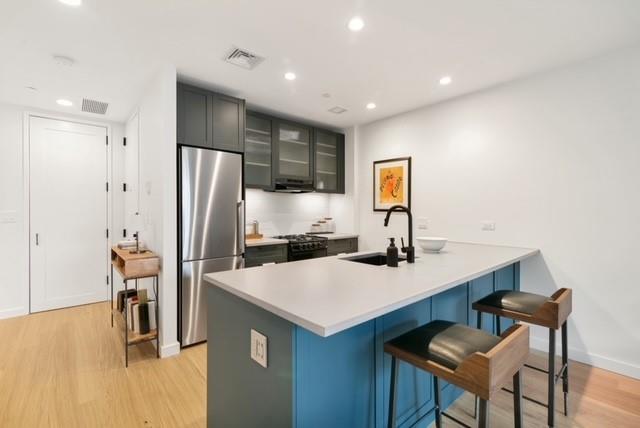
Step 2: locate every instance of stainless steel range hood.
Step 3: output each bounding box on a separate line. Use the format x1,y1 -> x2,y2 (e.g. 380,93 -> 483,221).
268,178 -> 315,193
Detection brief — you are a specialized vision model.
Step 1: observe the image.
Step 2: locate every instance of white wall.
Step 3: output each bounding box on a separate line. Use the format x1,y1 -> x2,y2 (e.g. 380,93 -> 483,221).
0,103 -> 125,319
132,65 -> 179,357
355,46 -> 640,379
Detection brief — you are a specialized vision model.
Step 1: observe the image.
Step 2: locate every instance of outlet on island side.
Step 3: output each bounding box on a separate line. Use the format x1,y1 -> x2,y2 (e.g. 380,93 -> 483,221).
251,329 -> 268,368
481,221 -> 496,231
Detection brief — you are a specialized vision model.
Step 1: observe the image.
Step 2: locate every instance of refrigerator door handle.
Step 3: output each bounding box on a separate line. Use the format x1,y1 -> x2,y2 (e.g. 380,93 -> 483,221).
237,200 -> 245,255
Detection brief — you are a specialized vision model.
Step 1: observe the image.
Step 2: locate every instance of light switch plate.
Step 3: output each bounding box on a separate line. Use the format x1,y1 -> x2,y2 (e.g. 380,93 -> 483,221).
0,211 -> 17,224
417,217 -> 428,230
250,329 -> 268,368
481,221 -> 496,231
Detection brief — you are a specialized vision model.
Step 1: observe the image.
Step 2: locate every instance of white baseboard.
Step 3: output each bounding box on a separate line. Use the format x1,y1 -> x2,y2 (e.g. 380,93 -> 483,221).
530,336 -> 640,380
0,306 -> 27,320
160,341 -> 180,358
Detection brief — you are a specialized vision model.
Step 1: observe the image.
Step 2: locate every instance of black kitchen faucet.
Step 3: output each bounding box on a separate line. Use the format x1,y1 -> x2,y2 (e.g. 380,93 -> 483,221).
383,205 -> 415,263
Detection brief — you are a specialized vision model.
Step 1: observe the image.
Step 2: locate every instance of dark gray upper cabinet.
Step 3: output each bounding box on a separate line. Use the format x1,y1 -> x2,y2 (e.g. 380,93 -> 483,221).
244,110 -> 346,193
177,84 -> 212,149
245,112 -> 273,189
212,93 -> 245,153
273,119 -> 314,180
177,83 -> 245,153
314,129 -> 345,194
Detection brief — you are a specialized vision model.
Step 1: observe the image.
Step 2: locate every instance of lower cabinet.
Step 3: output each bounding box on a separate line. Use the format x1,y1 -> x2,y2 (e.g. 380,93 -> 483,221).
245,244 -> 287,267
326,238 -> 358,256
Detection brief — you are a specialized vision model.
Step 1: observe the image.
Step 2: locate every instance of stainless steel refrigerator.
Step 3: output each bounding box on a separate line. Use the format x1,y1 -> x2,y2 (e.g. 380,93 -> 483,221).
179,146 -> 244,347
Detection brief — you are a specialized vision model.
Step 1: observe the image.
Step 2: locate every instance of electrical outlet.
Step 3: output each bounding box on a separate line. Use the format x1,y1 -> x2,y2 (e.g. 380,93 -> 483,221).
481,221 -> 496,231
250,329 -> 268,368
417,217 -> 428,230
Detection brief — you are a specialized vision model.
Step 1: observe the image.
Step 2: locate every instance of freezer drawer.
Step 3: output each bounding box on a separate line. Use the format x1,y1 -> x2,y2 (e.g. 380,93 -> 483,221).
180,256 -> 243,346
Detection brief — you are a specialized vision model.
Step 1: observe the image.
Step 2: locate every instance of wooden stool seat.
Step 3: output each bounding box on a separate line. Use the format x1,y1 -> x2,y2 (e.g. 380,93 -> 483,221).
384,320 -> 529,428
386,320 -> 501,371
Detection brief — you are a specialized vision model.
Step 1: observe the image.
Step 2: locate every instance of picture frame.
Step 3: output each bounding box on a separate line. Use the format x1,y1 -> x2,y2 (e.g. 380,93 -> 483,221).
373,157 -> 411,212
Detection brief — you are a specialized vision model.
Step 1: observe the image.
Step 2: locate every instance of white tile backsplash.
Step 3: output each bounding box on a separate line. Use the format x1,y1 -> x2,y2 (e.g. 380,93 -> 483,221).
245,189 -> 331,236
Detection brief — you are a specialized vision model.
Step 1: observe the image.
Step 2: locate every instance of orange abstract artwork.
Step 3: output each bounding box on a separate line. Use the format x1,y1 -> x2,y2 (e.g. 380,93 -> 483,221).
379,166 -> 404,204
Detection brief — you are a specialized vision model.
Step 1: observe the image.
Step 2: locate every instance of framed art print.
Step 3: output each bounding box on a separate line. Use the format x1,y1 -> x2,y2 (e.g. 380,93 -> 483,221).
373,157 -> 411,212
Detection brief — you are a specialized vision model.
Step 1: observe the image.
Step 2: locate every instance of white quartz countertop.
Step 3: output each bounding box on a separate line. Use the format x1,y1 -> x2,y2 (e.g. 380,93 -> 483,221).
245,237 -> 289,247
205,242 -> 539,337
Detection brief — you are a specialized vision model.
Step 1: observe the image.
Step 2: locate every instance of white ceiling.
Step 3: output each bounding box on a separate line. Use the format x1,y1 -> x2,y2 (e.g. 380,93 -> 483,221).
1,0 -> 640,127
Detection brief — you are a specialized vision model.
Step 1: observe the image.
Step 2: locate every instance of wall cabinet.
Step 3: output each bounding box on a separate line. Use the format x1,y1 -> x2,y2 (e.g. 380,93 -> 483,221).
177,83 -> 245,153
314,129 -> 345,194
273,119 -> 314,181
245,112 -> 273,189
244,110 -> 345,193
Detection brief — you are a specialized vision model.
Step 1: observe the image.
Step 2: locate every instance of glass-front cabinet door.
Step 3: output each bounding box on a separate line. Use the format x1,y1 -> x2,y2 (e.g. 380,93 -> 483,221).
275,121 -> 313,179
314,129 -> 344,193
245,113 -> 272,189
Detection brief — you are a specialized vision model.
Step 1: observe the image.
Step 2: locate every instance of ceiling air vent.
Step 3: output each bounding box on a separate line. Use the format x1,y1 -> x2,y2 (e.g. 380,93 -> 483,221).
82,98 -> 109,115
224,47 -> 264,70
328,106 -> 348,114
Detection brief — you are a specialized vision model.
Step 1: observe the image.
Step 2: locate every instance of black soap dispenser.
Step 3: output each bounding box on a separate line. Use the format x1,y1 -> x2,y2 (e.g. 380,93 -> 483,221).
387,237 -> 399,267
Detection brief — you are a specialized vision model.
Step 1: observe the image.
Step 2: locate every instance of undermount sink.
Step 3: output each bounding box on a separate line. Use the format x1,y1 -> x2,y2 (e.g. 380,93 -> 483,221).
342,252 -> 407,266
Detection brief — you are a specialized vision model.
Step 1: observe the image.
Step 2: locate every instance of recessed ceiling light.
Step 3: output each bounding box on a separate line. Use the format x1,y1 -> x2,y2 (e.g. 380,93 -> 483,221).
284,72 -> 296,81
58,0 -> 82,6
56,99 -> 73,107
439,76 -> 452,86
348,16 -> 365,32
366,102 -> 376,110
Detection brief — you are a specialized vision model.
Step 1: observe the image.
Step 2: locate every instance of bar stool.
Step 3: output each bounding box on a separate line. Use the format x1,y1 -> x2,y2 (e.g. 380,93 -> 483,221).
385,320 -> 529,428
472,288 -> 572,427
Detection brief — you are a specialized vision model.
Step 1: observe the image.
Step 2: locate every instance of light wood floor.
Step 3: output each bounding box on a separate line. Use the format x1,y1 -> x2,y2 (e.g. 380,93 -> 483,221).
0,302 -> 638,427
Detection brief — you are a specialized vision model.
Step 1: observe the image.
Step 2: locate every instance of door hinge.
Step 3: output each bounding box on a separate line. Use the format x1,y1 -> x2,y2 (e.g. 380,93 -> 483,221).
106,229 -> 109,239
123,228 -> 127,238
122,182 -> 127,192
123,137 -> 127,146
106,135 -> 109,146
106,275 -> 109,285
106,182 -> 109,192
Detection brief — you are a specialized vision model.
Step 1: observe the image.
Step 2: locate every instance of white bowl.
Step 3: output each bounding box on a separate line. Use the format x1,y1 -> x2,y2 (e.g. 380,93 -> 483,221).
416,237 -> 448,252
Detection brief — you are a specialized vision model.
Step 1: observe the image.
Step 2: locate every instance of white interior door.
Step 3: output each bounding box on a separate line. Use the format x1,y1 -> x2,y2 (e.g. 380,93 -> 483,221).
124,112 -> 140,225
30,116 -> 108,312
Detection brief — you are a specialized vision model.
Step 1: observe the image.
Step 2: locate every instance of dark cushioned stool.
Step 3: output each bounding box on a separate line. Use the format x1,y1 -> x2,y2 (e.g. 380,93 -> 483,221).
473,288 -> 572,427
384,320 -> 529,428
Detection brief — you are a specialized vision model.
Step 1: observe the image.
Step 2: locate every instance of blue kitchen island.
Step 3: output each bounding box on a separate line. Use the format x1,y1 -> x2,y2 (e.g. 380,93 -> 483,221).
204,242 -> 538,428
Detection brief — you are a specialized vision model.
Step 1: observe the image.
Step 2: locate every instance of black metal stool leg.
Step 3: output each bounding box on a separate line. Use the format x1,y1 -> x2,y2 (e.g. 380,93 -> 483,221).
473,311 -> 482,419
495,315 -> 501,335
513,369 -> 523,428
548,328 -> 556,427
562,321 -> 569,416
388,356 -> 398,428
434,376 -> 442,428
478,398 -> 489,428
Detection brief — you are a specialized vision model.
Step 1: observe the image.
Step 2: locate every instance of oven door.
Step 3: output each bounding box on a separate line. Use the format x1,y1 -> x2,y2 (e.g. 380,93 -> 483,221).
289,248 -> 328,261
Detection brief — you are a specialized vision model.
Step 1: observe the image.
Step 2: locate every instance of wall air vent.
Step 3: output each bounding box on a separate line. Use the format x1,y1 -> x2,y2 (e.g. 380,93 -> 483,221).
82,98 -> 109,115
224,47 -> 265,70
328,106 -> 348,114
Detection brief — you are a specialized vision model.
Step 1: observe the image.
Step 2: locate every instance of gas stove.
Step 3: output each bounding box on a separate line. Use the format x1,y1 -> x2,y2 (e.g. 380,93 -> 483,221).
272,234 -> 328,261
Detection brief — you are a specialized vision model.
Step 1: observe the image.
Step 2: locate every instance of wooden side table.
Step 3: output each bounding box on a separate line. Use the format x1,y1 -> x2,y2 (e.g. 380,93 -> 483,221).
110,246 -> 161,367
